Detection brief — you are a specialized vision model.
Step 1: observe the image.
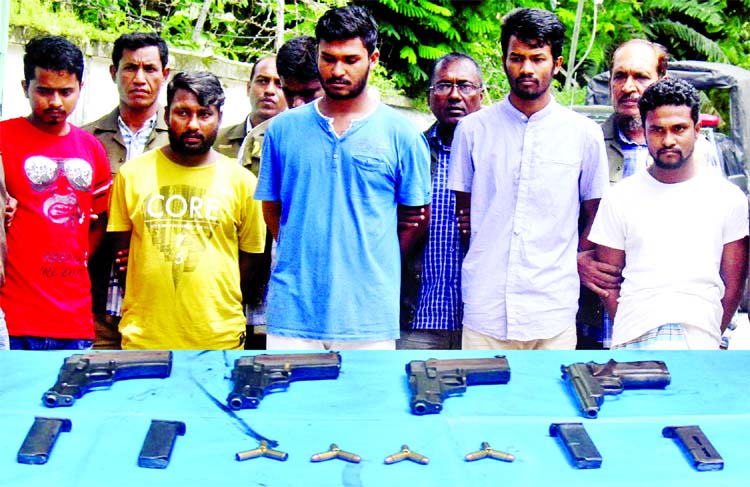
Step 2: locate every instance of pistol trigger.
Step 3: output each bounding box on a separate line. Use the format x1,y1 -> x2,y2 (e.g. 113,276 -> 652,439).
439,374 -> 467,396
598,377 -> 624,394
83,370 -> 117,390
265,371 -> 291,391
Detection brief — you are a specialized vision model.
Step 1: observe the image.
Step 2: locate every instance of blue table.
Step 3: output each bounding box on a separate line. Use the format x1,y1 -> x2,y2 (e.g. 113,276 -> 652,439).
1,350 -> 748,486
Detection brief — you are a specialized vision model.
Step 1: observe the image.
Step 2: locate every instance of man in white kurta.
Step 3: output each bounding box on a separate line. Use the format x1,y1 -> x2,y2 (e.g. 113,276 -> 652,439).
448,8 -> 609,349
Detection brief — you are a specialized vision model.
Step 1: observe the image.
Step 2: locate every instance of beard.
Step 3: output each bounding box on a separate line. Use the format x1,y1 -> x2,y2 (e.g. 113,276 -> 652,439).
652,147 -> 692,170
616,113 -> 642,134
168,128 -> 217,156
320,69 -> 369,101
510,75 -> 548,100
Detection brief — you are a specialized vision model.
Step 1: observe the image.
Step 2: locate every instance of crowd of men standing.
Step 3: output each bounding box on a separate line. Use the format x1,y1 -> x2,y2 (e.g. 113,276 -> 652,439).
0,5 -> 746,351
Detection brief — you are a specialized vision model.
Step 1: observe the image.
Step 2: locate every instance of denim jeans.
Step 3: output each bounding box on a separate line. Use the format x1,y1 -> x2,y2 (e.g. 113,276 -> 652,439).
9,336 -> 93,350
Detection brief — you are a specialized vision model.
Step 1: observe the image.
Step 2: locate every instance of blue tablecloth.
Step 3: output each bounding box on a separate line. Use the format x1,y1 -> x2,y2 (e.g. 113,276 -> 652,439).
1,350 -> 748,486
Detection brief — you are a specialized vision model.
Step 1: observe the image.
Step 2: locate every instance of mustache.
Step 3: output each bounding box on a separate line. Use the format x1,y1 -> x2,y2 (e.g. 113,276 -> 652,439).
180,131 -> 204,141
618,94 -> 639,104
324,77 -> 351,85
657,148 -> 682,156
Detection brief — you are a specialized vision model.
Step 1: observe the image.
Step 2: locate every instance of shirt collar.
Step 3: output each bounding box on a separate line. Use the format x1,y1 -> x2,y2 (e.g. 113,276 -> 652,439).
427,123 -> 451,151
616,126 -> 647,148
117,113 -> 157,137
501,95 -> 557,123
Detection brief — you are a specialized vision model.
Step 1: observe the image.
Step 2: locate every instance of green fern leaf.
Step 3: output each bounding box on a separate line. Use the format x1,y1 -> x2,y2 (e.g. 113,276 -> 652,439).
646,20 -> 728,62
417,0 -> 452,17
400,45 -> 418,64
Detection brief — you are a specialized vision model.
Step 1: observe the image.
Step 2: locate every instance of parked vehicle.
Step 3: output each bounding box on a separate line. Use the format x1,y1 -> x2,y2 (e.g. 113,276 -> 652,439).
582,60 -> 750,193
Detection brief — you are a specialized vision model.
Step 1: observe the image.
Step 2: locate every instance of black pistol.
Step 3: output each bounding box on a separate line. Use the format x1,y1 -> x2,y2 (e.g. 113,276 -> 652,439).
406,356 -> 510,415
561,359 -> 670,418
226,352 -> 342,410
43,351 -> 173,407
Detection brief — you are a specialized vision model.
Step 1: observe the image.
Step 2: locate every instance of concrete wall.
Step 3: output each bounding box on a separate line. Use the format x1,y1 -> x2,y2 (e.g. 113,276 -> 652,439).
2,26 -> 255,126
2,26 -> 433,130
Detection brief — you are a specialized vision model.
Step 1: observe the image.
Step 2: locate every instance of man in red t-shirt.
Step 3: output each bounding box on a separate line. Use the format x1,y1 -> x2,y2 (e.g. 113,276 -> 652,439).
0,36 -> 112,350
0,153 -> 7,349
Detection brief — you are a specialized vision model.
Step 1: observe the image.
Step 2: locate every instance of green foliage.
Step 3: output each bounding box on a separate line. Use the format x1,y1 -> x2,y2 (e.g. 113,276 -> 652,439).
9,0 -> 116,42
640,0 -> 729,63
356,0 -> 493,96
10,0 -> 750,107
645,20 -> 728,63
647,0 -> 724,29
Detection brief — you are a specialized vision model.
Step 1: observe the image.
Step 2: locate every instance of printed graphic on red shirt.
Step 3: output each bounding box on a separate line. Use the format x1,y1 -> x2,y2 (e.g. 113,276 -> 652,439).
24,156 -> 93,228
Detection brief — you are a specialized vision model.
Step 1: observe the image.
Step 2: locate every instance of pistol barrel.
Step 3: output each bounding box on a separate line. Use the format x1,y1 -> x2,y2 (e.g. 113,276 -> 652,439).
561,363 -> 604,419
43,351 -> 173,407
227,352 -> 342,410
407,356 -> 510,415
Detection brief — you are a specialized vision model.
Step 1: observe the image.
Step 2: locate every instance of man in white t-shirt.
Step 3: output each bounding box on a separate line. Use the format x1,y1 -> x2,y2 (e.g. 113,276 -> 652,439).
589,78 -> 748,349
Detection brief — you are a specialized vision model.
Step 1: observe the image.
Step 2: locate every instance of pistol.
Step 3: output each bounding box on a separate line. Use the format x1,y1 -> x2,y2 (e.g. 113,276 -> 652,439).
226,352 -> 342,410
561,359 -> 671,418
406,356 -> 510,415
43,351 -> 173,407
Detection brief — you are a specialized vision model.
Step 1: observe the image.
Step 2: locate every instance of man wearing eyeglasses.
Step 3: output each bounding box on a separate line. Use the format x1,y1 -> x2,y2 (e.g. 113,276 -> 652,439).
398,52 -> 484,350
448,8 -> 608,350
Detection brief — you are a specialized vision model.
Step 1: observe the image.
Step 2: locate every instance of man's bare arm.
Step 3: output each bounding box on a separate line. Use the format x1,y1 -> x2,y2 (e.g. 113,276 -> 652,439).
239,250 -> 265,304
262,201 -> 282,241
398,204 -> 430,256
595,244 -> 625,318
720,236 -> 749,332
578,199 -> 601,251
578,249 -> 622,298
454,190 -> 471,248
110,231 -> 132,288
88,212 -> 109,257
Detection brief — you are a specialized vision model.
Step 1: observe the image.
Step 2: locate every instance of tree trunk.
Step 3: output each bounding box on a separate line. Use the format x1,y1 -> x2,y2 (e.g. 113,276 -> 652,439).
276,0 -> 285,52
192,0 -> 214,44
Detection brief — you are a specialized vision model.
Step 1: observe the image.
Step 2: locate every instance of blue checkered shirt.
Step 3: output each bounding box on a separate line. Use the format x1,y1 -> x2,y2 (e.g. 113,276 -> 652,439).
412,125 -> 464,330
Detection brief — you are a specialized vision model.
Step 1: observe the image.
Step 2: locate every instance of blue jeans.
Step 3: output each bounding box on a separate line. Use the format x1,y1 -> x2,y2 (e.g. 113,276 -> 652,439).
9,336 -> 93,350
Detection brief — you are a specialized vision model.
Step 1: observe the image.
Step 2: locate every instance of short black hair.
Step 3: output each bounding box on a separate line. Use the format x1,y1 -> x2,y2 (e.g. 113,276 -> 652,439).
501,8 -> 566,60
277,36 -> 319,82
249,56 -> 276,82
112,32 -> 169,71
167,71 -> 225,109
638,78 -> 700,125
315,5 -> 378,54
428,52 -> 483,88
24,35 -> 84,84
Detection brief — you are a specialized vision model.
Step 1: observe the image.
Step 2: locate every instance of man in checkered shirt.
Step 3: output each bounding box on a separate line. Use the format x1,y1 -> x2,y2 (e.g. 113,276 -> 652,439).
398,53 -> 484,350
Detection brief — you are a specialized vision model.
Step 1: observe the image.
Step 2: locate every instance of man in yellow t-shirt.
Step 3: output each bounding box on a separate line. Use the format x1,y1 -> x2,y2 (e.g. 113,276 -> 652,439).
107,71 -> 266,349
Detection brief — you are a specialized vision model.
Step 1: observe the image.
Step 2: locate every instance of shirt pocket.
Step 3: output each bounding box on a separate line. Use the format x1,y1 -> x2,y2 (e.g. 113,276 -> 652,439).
530,158 -> 580,211
351,154 -> 389,173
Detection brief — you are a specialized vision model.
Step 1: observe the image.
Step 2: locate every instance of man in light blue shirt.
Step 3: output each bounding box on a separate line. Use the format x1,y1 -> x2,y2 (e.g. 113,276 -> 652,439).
255,5 -> 431,350
448,8 -> 609,350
